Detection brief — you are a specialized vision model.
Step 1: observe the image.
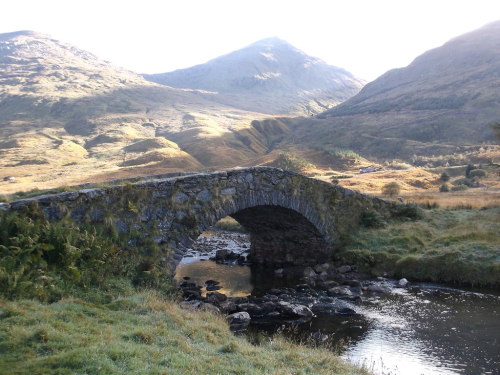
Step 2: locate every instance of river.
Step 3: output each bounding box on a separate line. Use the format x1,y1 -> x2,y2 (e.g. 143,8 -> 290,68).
175,230 -> 500,375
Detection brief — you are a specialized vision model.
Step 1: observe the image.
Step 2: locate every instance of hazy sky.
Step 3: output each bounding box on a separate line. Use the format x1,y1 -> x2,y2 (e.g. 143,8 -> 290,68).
1,0 -> 499,80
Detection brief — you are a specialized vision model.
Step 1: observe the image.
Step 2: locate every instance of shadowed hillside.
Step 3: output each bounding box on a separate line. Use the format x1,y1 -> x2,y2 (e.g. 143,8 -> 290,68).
287,21 -> 500,163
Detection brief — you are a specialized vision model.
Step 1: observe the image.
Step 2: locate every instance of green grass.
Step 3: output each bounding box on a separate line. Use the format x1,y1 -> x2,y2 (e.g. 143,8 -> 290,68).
0,291 -> 368,375
0,207 -> 368,375
340,207 -> 500,287
0,209 -> 172,302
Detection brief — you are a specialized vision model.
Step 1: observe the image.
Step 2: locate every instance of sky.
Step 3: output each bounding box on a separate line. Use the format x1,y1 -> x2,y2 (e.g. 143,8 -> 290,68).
1,0 -> 499,81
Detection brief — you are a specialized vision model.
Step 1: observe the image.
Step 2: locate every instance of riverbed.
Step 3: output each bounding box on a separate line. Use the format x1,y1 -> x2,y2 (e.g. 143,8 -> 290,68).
175,230 -> 500,375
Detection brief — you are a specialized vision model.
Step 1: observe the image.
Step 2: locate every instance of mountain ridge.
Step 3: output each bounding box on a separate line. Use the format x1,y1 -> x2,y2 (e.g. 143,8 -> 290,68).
0,30 -> 281,192
144,37 -> 364,115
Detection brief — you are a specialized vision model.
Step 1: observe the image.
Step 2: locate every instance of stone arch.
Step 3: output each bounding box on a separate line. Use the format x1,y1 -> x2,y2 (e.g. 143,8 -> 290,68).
1,167 -> 393,275
176,189 -> 331,269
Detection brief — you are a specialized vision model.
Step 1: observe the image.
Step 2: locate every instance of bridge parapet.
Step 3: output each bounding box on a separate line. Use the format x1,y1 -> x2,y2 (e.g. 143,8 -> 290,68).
1,167 -> 393,271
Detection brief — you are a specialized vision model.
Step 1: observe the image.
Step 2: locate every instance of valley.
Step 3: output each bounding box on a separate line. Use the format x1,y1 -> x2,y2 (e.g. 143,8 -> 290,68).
0,19 -> 499,375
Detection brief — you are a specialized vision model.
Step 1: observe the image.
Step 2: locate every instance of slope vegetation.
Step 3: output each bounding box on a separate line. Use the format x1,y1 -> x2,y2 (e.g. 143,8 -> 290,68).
289,21 -> 500,162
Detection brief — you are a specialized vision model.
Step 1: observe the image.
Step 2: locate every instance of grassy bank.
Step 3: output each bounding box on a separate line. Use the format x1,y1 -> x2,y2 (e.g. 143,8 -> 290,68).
0,291 -> 369,375
340,207 -> 500,287
0,209 -> 368,375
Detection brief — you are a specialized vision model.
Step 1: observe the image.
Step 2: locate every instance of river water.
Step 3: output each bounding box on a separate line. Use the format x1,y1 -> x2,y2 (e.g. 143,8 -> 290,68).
175,231 -> 500,375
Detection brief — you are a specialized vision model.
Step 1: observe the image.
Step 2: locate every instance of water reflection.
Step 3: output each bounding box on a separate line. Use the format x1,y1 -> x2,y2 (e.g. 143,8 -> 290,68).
343,287 -> 500,375
174,231 -> 500,375
175,259 -> 252,297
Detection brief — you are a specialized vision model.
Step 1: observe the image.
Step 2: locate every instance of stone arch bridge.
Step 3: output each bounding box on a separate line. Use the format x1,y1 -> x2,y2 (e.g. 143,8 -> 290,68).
1,167 -> 393,272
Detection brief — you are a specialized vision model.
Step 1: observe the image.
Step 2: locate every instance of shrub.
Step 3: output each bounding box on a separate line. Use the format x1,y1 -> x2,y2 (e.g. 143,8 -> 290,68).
268,152 -> 314,174
391,204 -> 422,220
383,160 -> 413,170
453,178 -> 476,187
451,184 -> 469,192
213,217 -> 247,233
439,183 -> 450,192
468,169 -> 487,178
465,164 -> 477,178
360,210 -> 386,228
440,172 -> 450,182
382,182 -> 401,197
0,210 -> 173,301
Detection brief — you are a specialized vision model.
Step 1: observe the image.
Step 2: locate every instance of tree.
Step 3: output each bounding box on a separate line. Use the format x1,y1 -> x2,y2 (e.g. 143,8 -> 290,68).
439,183 -> 450,192
440,172 -> 450,182
382,182 -> 401,197
491,122 -> 500,140
465,164 -> 477,178
469,169 -> 487,178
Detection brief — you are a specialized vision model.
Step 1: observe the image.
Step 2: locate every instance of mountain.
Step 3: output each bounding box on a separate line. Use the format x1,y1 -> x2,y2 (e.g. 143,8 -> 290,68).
277,21 -> 500,163
0,31 -> 278,192
144,37 -> 364,115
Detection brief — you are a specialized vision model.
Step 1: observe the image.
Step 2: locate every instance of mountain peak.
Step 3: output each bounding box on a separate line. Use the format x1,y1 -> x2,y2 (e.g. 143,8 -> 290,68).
144,38 -> 364,115
249,37 -> 291,47
0,30 -> 48,40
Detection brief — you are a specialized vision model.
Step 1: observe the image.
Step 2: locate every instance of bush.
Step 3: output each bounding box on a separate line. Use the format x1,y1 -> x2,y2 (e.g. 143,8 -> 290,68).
268,152 -> 314,174
451,184 -> 469,192
465,164 -> 477,178
383,160 -> 413,170
213,217 -> 247,233
382,182 -> 401,197
391,204 -> 422,220
360,210 -> 386,228
468,169 -> 488,178
0,211 -> 173,302
439,183 -> 450,192
440,172 -> 450,182
453,178 -> 476,187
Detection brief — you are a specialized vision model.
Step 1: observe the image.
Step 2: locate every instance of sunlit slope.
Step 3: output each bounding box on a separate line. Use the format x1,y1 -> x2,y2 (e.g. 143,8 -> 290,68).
145,37 -> 364,115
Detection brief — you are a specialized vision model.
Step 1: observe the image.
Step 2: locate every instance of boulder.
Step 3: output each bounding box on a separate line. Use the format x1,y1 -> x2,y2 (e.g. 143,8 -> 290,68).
337,265 -> 352,274
205,279 -> 220,286
368,284 -> 392,294
219,300 -> 238,313
199,302 -> 221,314
206,285 -> 222,291
398,278 -> 409,287
277,301 -> 314,320
343,279 -> 361,287
274,268 -> 284,275
303,266 -> 317,278
206,291 -> 227,304
227,311 -> 251,331
215,250 -> 230,260
318,271 -> 329,281
317,280 -> 339,289
314,263 -> 330,273
327,286 -> 352,297
183,289 -> 202,300
237,303 -> 263,317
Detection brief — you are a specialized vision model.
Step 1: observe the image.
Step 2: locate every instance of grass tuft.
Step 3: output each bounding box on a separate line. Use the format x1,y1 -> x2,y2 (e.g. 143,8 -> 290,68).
0,292 -> 369,375
340,207 -> 500,287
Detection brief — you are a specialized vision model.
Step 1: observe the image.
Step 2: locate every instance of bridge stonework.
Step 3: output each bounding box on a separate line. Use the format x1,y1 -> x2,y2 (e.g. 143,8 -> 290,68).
0,167 -> 393,272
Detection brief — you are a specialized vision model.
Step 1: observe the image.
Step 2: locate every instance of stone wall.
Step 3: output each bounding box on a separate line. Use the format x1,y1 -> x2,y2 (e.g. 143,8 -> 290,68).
0,167 -> 392,272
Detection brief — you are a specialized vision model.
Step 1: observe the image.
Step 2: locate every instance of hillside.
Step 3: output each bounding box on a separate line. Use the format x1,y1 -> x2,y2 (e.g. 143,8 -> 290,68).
144,37 -> 364,115
0,31 -> 279,192
287,21 -> 500,163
